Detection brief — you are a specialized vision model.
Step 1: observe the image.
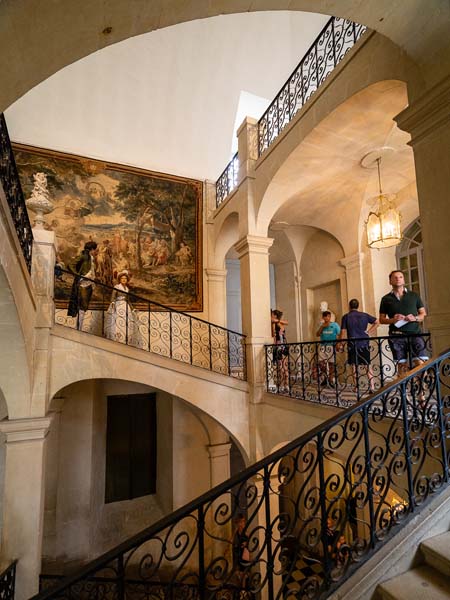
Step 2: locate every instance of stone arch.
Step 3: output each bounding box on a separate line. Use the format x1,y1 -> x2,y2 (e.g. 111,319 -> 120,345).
214,211 -> 240,269
254,37 -> 414,236
0,2 -> 438,113
48,334 -> 250,455
0,266 -> 32,418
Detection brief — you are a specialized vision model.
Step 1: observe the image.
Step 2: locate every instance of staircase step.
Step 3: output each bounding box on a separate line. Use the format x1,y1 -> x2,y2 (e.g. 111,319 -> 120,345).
421,531 -> 450,577
377,565 -> 450,600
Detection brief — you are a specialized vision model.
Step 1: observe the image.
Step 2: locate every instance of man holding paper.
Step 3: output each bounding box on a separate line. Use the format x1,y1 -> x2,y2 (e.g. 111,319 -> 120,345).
379,270 -> 428,377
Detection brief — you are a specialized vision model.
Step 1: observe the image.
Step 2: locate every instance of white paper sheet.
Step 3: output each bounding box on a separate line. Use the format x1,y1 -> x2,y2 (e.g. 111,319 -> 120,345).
394,319 -> 408,328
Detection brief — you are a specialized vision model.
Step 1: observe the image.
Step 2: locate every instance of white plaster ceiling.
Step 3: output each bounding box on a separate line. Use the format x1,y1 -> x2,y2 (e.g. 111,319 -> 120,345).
5,11 -> 329,181
265,80 -> 418,256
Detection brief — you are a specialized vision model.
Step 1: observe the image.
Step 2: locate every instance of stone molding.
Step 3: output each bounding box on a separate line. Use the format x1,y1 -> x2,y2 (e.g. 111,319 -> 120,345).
234,235 -> 274,259
207,442 -> 232,459
205,268 -> 227,282
0,416 -> 52,443
339,252 -> 365,271
395,74 -> 450,145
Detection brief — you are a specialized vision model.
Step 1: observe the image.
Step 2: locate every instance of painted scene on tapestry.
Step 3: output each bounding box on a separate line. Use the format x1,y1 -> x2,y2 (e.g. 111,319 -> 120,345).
14,144 -> 203,311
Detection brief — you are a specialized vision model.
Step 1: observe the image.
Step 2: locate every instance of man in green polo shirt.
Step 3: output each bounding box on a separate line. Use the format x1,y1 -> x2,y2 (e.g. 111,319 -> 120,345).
379,270 -> 428,376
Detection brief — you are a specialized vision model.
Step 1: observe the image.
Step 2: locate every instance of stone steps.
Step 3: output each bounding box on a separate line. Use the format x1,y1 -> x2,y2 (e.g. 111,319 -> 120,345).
377,532 -> 450,599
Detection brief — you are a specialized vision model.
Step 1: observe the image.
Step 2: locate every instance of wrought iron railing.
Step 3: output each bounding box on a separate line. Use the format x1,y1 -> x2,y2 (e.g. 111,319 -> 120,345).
258,17 -> 367,155
214,17 -> 367,206
32,349 -> 450,600
54,269 -> 247,380
215,152 -> 239,208
0,114 -> 33,272
266,334 -> 431,406
0,560 -> 17,600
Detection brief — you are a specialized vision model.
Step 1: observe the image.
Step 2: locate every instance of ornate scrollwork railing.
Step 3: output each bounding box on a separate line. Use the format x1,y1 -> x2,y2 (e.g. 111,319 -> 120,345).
0,114 -> 33,271
215,152 -> 239,208
214,17 -> 367,207
54,269 -> 247,380
266,334 -> 432,407
258,17 -> 367,155
0,560 -> 17,600
33,350 -> 450,600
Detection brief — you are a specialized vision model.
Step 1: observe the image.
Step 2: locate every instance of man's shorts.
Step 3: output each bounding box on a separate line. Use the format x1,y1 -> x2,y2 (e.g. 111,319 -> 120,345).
388,334 -> 428,364
318,343 -> 336,363
348,343 -> 370,366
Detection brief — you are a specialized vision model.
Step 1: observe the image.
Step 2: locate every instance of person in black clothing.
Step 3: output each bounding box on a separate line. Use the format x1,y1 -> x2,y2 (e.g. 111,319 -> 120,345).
232,514 -> 250,589
379,270 -> 427,377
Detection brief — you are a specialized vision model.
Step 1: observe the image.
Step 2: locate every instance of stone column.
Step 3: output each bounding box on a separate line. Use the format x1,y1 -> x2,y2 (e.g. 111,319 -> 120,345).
235,235 -> 274,397
0,416 -> 52,600
395,75 -> 450,352
237,117 -> 258,186
206,268 -> 228,328
31,228 -> 56,416
339,253 -> 365,309
207,441 -> 232,488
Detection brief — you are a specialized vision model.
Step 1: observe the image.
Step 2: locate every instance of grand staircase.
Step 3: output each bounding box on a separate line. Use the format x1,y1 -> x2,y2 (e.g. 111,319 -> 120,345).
378,531 -> 450,599
32,349 -> 450,600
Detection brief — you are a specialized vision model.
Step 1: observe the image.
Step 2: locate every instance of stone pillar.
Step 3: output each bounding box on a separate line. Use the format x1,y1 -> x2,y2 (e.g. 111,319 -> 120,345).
0,417 -> 52,600
207,441 -> 231,488
395,75 -> 450,353
237,117 -> 258,186
31,228 -> 56,416
339,253 -> 365,309
235,235 -> 274,397
206,268 -> 227,328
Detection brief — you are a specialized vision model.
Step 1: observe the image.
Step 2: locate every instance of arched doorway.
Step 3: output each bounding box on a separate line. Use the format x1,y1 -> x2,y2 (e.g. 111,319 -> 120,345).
397,218 -> 427,307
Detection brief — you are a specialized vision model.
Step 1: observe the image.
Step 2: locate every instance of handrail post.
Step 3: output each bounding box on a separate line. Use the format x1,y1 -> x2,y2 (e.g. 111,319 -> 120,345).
362,404 -> 377,549
263,465 -> 275,600
400,380 -> 416,513
197,506 -> 206,600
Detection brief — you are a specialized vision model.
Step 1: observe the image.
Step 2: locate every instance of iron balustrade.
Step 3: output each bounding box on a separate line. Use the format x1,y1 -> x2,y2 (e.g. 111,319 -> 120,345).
214,17 -> 367,207
258,17 -> 367,155
0,114 -> 33,271
0,560 -> 17,600
32,350 -> 450,600
266,334 -> 432,406
54,269 -> 247,381
215,152 -> 239,208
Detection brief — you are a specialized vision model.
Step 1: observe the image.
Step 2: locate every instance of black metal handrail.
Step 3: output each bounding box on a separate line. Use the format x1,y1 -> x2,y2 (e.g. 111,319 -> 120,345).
215,152 -> 239,208
266,333 -> 432,406
54,269 -> 247,380
0,560 -> 17,600
258,17 -> 367,155
0,114 -> 33,271
31,349 -> 450,599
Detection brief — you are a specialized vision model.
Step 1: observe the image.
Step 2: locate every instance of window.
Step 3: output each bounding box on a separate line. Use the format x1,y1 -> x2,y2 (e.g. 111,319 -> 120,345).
105,393 -> 157,503
397,219 -> 427,307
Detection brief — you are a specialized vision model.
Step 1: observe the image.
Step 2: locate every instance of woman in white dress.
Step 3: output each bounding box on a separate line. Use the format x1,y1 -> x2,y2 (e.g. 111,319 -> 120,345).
105,270 -> 139,346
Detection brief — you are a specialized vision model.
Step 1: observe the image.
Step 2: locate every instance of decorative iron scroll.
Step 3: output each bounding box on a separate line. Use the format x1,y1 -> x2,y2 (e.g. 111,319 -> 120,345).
32,351 -> 450,600
258,17 -> 367,155
54,269 -> 246,381
266,334 -> 432,406
0,114 -> 33,271
0,561 -> 17,600
216,152 -> 239,208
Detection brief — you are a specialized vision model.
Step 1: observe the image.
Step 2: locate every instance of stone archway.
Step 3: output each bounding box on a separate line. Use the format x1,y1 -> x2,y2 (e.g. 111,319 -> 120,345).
0,1 -> 447,113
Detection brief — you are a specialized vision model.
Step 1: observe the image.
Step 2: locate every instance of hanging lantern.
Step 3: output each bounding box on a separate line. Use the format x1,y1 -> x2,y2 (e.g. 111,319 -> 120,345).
365,158 -> 402,249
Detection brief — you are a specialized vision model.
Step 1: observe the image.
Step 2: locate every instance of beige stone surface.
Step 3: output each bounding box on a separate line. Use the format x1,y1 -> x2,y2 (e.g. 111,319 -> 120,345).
421,532 -> 450,578
378,565 -> 450,600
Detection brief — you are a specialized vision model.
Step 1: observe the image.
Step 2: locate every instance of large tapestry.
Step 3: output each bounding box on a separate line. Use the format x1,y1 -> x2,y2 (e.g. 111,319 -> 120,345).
14,143 -> 203,311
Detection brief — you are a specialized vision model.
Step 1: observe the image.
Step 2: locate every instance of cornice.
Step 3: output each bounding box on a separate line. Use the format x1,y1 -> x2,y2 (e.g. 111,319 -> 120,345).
234,235 -> 274,258
395,74 -> 450,145
0,416 -> 52,443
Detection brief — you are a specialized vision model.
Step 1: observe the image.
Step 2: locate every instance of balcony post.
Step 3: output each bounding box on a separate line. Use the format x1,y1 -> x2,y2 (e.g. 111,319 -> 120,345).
31,228 -> 56,416
395,75 -> 450,353
236,117 -> 258,187
235,235 -> 274,399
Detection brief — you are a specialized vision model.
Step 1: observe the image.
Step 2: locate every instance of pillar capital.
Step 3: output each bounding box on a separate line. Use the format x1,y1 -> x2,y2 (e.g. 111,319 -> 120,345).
339,252 -> 365,271
206,268 -> 227,282
0,416 -> 52,443
234,235 -> 274,259
207,442 -> 232,460
395,74 -> 450,145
